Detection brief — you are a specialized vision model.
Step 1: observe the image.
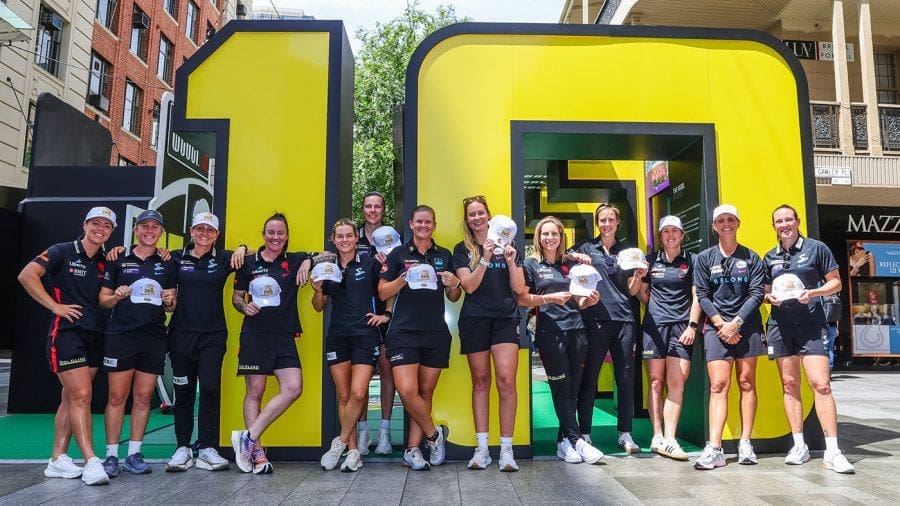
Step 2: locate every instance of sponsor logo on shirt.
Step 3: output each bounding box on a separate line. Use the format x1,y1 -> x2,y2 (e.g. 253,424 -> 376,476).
68,259 -> 87,277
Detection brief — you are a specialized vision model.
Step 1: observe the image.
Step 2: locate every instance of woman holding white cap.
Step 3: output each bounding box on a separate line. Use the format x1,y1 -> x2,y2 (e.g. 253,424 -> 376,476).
17,206 -> 119,485
164,212 -> 248,473
762,204 -> 854,473
313,218 -> 392,472
635,215 -> 701,460
568,203 -> 645,453
693,203 -> 765,470
452,195 -> 526,471
518,216 -> 603,465
230,212 -> 312,475
98,209 -> 177,477
378,205 -> 461,470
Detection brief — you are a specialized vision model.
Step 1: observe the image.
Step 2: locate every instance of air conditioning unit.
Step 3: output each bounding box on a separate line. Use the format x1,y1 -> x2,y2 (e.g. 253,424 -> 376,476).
87,93 -> 110,112
41,12 -> 63,31
133,12 -> 150,29
236,3 -> 247,17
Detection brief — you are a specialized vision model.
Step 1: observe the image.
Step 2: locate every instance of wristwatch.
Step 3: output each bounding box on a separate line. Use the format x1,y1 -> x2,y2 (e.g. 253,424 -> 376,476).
733,316 -> 744,326
478,258 -> 490,267
383,310 -> 393,319
688,321 -> 699,329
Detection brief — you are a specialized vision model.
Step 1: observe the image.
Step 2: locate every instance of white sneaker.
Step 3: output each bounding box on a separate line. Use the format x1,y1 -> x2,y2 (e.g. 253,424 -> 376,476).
694,443 -> 726,470
575,438 -> 604,464
44,454 -> 82,479
617,433 -> 640,453
498,446 -> 518,472
659,439 -> 689,461
357,429 -> 370,456
581,434 -> 592,445
556,439 -> 582,464
738,439 -> 758,465
340,448 -> 363,472
823,450 -> 855,474
374,428 -> 393,454
650,434 -> 665,454
165,446 -> 194,472
427,425 -> 448,466
467,446 -> 492,470
403,447 -> 430,471
80,457 -> 109,486
320,436 -> 347,471
784,444 -> 810,465
196,447 -> 230,471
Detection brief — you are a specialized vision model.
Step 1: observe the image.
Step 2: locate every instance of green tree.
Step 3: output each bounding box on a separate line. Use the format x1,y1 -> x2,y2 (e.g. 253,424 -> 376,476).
352,2 -> 467,226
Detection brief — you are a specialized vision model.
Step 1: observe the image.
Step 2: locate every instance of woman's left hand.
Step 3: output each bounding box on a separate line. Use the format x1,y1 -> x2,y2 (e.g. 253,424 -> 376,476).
296,258 -> 312,286
105,246 -> 126,262
366,312 -> 389,326
578,290 -> 600,308
230,246 -> 248,269
158,248 -> 172,261
440,271 -> 459,288
503,244 -> 517,264
678,326 -> 695,345
797,289 -> 812,305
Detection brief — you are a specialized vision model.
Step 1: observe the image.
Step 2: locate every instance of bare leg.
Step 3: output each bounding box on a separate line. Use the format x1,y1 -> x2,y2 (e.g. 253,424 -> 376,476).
339,365 -> 375,446
128,371 -> 158,442
492,343 -> 519,438
706,360 -> 733,447
776,356 -> 803,434
56,367 -> 98,459
662,357 -> 690,441
467,350 -> 491,434
803,355 -> 838,437
247,368 -> 302,440
105,370 -> 135,446
735,357 -> 758,440
646,358 -> 666,437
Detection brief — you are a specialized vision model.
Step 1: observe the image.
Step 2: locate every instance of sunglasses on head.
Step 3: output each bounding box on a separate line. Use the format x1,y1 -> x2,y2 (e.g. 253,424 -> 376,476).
463,195 -> 487,206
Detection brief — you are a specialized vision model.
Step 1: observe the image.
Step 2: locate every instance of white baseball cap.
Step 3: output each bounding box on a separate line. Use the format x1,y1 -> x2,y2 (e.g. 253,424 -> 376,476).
487,215 -> 517,247
712,204 -> 739,222
84,206 -> 117,228
407,263 -> 438,290
129,278 -> 163,305
249,276 -> 282,307
311,262 -> 342,283
616,248 -> 649,270
191,212 -> 219,230
372,226 -> 401,254
771,273 -> 805,301
568,264 -> 601,296
658,215 -> 683,232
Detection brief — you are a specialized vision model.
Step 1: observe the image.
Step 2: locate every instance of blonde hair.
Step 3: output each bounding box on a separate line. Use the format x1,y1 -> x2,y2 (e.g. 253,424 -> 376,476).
462,195 -> 491,270
594,203 -> 620,226
531,216 -> 567,263
331,218 -> 357,239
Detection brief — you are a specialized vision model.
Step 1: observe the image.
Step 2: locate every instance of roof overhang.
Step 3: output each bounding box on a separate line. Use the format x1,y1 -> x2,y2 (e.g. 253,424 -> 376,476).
0,4 -> 32,43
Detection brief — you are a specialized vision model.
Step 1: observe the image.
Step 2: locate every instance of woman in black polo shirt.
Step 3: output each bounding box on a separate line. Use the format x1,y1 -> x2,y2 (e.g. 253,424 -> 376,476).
763,204 -> 854,473
518,216 -> 603,465
378,205 -> 461,471
453,196 -> 526,472
314,218 -> 391,472
634,215 -> 701,461
230,212 -> 311,475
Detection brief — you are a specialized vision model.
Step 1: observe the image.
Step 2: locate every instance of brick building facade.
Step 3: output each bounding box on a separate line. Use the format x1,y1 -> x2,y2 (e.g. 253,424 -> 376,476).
85,0 -> 233,166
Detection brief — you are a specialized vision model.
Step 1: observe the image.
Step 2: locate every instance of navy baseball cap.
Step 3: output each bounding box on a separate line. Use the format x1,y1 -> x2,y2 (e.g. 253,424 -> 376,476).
136,209 -> 164,226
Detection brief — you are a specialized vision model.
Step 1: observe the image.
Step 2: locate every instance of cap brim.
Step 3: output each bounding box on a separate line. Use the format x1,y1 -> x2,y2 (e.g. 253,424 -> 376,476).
569,285 -> 593,297
130,294 -> 162,306
251,294 -> 281,307
409,282 -> 438,290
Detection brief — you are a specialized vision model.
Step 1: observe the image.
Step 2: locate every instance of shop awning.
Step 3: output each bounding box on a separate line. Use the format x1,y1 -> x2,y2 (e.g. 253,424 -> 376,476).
0,4 -> 33,43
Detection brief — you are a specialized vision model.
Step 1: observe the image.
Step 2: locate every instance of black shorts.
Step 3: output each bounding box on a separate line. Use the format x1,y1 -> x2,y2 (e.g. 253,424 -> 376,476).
703,326 -> 766,362
326,334 -> 380,366
385,329 -> 451,369
642,322 -> 693,360
237,332 -> 301,375
457,316 -> 520,354
104,325 -> 167,374
765,322 -> 828,358
47,328 -> 103,373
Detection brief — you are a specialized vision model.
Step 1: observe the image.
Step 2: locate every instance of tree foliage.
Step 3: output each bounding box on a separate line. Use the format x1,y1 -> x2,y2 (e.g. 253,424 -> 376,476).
352,2 -> 467,226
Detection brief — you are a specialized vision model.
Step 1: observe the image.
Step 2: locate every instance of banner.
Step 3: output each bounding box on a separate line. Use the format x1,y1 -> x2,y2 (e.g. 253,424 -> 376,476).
848,240 -> 900,356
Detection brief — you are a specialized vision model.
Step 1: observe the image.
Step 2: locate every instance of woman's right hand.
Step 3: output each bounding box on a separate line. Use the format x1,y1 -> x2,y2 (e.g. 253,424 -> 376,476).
105,246 -> 126,262
242,301 -> 261,316
568,252 -> 591,265
482,238 -> 496,259
544,291 -> 572,305
113,284 -> 132,301
311,280 -> 323,293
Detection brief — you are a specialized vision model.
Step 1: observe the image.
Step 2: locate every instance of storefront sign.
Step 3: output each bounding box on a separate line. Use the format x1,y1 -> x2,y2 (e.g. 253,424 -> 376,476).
847,214 -> 900,233
783,40 -> 855,62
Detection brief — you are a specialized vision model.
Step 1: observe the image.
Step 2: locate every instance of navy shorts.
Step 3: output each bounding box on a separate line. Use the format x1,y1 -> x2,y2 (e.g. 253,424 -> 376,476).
765,322 -> 828,358
47,328 -> 103,373
457,316 -> 520,354
642,322 -> 693,360
703,326 -> 765,362
385,329 -> 451,369
237,332 -> 301,375
104,325 -> 167,374
325,334 -> 380,366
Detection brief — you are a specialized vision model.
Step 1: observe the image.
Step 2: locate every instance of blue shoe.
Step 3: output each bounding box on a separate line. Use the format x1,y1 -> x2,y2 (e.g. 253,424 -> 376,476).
102,455 -> 119,478
122,453 -> 152,474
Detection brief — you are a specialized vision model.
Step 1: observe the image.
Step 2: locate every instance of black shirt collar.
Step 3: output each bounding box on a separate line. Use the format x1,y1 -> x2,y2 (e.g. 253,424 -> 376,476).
255,246 -> 286,264
405,239 -> 439,255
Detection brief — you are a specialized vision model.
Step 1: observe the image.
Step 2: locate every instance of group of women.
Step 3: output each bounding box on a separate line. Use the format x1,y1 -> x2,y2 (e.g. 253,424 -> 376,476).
18,195 -> 855,486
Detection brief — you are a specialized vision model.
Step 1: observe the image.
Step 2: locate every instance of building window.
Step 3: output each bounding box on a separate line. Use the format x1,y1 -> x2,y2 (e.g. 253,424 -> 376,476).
86,52 -> 112,113
130,5 -> 150,61
185,1 -> 198,42
95,0 -> 117,31
150,101 -> 161,148
123,80 -> 143,136
206,21 -> 215,41
157,34 -> 173,84
164,0 -> 178,19
875,53 -> 898,104
22,101 -> 35,168
35,5 -> 63,76
118,156 -> 135,166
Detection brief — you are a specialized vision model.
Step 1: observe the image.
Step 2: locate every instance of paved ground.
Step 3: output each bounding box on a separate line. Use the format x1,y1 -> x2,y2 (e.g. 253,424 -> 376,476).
0,371 -> 897,504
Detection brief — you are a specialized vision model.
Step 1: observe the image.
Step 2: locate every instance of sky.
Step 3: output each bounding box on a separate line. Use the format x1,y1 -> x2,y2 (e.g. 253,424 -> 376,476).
261,0 -> 564,51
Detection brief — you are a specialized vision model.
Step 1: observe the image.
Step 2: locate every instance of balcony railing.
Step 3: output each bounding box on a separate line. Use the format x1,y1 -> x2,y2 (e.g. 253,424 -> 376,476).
811,100 -> 900,153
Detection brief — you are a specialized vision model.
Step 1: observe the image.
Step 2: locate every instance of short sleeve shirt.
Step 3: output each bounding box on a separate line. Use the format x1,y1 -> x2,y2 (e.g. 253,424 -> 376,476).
572,239 -> 636,322
452,241 -> 522,319
169,247 -> 237,332
763,236 -> 838,325
522,257 -> 584,334
380,240 -> 452,333
234,249 -> 311,334
102,248 -> 177,334
31,240 -> 108,333
322,254 -> 382,338
693,244 -> 765,329
642,249 -> 694,325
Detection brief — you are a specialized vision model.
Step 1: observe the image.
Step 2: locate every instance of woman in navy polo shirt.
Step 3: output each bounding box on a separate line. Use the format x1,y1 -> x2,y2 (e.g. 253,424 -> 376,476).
763,204 -> 854,474
518,216 -> 603,465
453,196 -> 526,471
693,204 -> 765,470
314,218 -> 391,472
230,212 -> 311,475
378,205 -> 461,471
634,215 -> 701,461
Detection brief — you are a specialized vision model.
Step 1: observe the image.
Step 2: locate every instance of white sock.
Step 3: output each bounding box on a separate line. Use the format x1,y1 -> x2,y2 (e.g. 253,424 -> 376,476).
127,440 -> 142,456
380,419 -> 391,431
825,436 -> 839,453
500,436 -> 513,448
475,432 -> 488,449
357,421 -> 368,433
792,433 -> 805,447
740,438 -> 751,445
106,444 -> 118,458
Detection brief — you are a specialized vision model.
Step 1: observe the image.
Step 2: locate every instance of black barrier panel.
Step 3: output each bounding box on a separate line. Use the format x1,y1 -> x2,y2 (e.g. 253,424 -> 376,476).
30,94 -> 112,170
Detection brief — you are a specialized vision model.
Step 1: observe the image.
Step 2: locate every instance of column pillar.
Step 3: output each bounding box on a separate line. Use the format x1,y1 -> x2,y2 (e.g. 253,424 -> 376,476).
582,0 -> 589,24
832,0 -> 855,155
858,0 -> 883,155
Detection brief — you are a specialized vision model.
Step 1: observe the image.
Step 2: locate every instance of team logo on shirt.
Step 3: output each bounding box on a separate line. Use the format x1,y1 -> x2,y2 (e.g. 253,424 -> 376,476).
795,253 -> 809,265
97,261 -> 105,279
433,258 -> 445,269
354,267 -> 366,281
153,262 -> 165,275
281,260 -> 290,277
68,259 -> 87,277
207,258 -> 218,273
